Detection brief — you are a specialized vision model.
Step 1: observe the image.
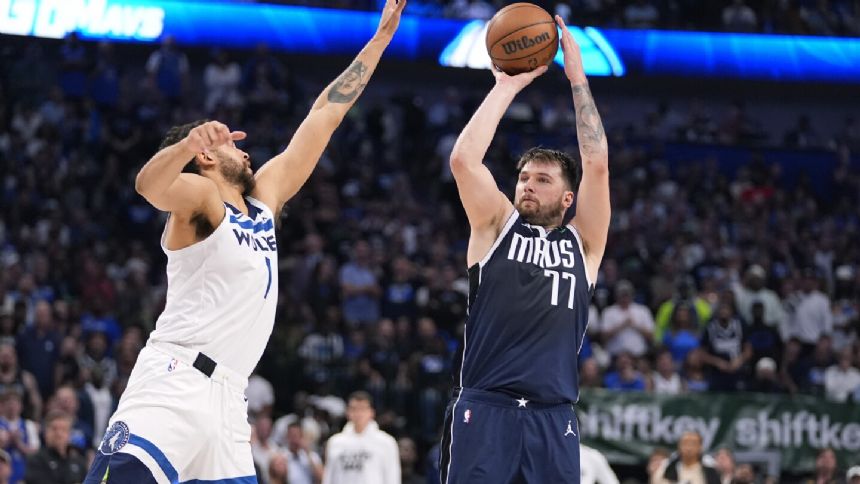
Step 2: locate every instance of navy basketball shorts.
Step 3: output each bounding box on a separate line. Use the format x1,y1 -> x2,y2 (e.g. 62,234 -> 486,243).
439,388 -> 581,483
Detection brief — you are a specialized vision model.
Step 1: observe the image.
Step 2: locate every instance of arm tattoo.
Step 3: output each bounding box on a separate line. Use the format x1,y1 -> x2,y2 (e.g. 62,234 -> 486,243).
327,61 -> 368,104
571,83 -> 607,157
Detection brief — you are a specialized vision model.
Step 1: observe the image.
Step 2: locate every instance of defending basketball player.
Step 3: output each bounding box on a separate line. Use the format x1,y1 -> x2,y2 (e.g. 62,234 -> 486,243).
83,1 -> 406,482
439,16 -> 609,483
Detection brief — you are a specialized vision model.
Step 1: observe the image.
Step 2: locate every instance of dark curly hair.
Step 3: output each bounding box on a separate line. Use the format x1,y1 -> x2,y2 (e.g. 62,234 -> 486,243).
158,119 -> 209,174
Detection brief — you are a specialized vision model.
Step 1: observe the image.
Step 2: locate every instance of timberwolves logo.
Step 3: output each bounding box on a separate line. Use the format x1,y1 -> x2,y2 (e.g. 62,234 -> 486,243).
99,421 -> 130,455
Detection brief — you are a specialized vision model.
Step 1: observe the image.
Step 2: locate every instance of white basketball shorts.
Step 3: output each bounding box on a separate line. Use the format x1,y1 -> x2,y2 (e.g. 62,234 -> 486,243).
86,341 -> 256,483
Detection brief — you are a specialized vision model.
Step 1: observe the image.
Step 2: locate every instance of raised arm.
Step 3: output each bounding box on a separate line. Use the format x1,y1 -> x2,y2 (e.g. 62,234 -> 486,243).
557,16 -> 610,281
252,0 -> 406,215
451,66 -> 546,266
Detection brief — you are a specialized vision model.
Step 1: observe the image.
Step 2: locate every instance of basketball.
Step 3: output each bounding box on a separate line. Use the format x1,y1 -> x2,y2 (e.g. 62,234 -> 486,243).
485,3 -> 559,75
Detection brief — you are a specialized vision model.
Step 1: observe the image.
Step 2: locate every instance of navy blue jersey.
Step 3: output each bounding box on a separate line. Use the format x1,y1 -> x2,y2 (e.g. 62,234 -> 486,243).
454,210 -> 594,404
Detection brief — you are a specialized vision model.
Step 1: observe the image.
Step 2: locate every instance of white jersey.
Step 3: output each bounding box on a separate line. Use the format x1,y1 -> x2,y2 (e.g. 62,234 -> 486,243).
580,444 -> 619,484
323,421 -> 400,484
149,197 -> 278,378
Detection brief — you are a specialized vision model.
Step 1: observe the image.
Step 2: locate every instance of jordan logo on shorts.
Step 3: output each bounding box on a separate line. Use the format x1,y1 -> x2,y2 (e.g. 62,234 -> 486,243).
464,409 -> 472,423
564,420 -> 576,437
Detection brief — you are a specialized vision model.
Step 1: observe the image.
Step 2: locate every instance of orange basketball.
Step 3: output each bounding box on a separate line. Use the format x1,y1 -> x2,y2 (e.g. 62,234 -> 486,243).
485,3 -> 559,75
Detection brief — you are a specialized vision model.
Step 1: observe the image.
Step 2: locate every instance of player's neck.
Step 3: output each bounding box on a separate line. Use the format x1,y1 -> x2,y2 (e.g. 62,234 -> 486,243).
539,223 -> 564,232
216,183 -> 248,215
523,217 -> 564,232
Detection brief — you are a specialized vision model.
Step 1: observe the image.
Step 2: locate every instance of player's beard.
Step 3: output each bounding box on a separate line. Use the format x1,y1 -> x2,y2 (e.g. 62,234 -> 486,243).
516,196 -> 565,227
219,158 -> 256,196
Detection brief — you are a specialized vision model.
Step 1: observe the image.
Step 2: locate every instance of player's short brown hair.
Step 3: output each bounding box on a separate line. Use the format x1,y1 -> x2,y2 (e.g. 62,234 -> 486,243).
515,147 -> 581,190
348,390 -> 374,407
159,119 -> 210,174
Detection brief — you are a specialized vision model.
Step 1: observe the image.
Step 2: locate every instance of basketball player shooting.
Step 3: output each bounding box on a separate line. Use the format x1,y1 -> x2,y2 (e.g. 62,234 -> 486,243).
83,1 -> 406,482
440,16 -> 609,483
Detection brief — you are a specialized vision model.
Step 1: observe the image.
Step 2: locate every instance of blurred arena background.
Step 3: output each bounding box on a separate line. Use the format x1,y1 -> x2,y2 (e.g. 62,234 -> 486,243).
1,0 -> 859,483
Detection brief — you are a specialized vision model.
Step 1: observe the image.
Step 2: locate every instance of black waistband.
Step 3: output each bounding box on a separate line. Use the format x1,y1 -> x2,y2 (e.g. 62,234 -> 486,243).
193,352 -> 217,378
452,387 -> 572,410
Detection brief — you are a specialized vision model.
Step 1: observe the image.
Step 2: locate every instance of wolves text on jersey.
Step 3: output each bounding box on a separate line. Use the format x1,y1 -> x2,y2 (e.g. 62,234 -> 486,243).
232,230 -> 277,252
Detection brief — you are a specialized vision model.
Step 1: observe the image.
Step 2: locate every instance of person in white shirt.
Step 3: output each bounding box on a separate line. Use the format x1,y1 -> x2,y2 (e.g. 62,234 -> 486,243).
323,392 -> 399,484
847,465 -> 860,484
732,265 -> 786,330
824,348 -> 860,403
0,389 -> 40,484
252,414 -> 283,479
285,422 -> 324,484
651,349 -> 682,395
203,49 -> 243,113
580,444 -> 619,484
601,281 -> 655,357
786,270 -> 833,348
246,373 -> 275,418
651,431 -> 721,484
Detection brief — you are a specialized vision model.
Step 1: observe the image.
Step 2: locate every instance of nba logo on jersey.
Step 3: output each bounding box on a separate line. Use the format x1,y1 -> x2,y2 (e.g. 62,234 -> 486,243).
99,421 -> 129,455
167,358 -> 178,372
464,409 -> 471,423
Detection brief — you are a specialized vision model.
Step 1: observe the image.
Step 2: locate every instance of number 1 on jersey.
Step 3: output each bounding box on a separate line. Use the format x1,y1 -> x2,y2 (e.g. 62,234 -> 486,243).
264,257 -> 272,299
544,269 -> 576,309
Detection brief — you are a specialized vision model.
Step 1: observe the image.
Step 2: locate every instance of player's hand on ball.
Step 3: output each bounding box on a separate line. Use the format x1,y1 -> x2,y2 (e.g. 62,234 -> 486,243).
376,0 -> 407,40
492,64 -> 548,92
184,121 -> 246,154
555,15 -> 586,83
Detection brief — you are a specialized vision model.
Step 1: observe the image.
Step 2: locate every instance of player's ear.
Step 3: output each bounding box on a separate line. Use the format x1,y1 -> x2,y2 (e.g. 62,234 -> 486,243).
196,151 -> 216,170
563,190 -> 574,208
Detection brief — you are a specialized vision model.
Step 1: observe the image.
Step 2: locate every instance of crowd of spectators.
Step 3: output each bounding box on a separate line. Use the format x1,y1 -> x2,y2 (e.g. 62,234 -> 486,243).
0,32 -> 859,483
261,0 -> 860,36
648,435 -> 860,484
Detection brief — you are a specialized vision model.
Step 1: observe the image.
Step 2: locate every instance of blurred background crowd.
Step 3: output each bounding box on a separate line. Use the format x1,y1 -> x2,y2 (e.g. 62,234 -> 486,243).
256,0 -> 860,36
0,12 -> 859,484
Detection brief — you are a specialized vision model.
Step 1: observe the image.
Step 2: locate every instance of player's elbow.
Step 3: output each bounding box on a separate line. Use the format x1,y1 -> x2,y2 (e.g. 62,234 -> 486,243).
134,171 -> 164,207
449,153 -> 470,175
134,171 -> 150,197
449,154 -> 462,171
583,157 -> 609,176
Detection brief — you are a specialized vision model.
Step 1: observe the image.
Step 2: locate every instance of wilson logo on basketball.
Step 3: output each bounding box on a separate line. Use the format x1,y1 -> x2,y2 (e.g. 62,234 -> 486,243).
501,32 -> 551,55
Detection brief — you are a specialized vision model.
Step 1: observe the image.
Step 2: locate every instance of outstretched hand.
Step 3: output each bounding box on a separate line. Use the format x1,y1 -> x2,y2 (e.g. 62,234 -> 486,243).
184,121 -> 246,154
492,64 -> 548,92
376,0 -> 407,40
555,15 -> 586,84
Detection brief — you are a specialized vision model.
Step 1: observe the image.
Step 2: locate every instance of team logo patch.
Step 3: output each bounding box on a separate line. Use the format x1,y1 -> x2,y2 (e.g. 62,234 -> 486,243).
167,358 -> 178,372
463,409 -> 471,424
99,421 -> 130,455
